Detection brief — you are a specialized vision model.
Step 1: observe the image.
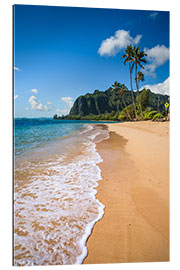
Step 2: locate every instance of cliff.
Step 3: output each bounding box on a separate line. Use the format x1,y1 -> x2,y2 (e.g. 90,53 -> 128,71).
69,88 -> 169,116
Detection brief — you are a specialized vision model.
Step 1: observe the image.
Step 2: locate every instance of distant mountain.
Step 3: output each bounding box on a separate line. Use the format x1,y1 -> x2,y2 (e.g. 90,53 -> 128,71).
69,87 -> 169,117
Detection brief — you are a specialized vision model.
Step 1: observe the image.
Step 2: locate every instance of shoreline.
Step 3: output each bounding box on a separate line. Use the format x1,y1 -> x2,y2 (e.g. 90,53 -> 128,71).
84,121 -> 169,264
14,122 -> 108,266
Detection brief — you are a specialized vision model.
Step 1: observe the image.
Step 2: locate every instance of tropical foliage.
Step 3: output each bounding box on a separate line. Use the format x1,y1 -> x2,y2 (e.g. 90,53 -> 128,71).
111,81 -> 132,120
118,104 -> 136,121
54,86 -> 169,121
137,88 -> 150,111
143,110 -> 157,120
54,44 -> 169,122
152,113 -> 164,121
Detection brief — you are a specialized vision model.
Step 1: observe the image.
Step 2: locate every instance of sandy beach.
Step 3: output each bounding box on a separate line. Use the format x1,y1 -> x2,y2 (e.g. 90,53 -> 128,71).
84,121 -> 169,264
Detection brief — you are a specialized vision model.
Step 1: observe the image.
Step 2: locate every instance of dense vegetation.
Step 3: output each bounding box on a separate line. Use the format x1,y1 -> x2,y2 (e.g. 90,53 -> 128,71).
54,44 -> 170,122
53,87 -> 169,121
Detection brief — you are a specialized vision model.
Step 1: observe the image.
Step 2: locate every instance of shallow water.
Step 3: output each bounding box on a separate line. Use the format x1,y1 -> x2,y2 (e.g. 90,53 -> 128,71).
14,119 -> 109,265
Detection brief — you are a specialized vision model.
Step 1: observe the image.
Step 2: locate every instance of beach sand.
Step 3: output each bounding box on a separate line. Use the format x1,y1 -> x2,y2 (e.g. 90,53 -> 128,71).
84,121 -> 169,264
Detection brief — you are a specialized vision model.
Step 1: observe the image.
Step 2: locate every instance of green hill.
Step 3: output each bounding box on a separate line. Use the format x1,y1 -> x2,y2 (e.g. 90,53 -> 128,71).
69,87 -> 169,117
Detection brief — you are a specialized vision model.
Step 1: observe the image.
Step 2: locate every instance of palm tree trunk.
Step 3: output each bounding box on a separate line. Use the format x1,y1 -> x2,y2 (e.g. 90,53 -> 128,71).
135,64 -> 143,117
129,63 -> 137,119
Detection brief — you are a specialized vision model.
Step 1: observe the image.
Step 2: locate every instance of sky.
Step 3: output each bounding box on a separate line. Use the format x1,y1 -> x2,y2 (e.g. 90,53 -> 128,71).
13,5 -> 169,118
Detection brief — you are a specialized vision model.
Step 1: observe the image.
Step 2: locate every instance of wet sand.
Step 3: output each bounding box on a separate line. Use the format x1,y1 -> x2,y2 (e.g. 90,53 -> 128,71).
84,121 -> 169,264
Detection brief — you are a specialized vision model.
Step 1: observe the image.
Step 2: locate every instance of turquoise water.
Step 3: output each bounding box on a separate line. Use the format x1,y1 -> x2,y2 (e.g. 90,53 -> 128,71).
14,118 -> 114,156
14,118 -> 111,266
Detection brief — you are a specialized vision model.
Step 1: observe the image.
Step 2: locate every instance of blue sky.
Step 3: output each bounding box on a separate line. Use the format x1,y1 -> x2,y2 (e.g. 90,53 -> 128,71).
14,5 -> 169,118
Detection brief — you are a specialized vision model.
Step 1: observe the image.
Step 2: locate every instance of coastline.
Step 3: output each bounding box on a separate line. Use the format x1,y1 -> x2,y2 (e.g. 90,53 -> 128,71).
14,121 -> 109,266
84,121 -> 169,264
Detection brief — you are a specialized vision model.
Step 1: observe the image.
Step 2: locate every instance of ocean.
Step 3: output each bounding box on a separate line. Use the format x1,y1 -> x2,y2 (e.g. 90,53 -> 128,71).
14,118 -> 111,266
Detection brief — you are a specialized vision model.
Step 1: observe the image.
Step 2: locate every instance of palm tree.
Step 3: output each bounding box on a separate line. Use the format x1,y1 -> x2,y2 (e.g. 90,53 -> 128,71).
111,82 -> 132,120
135,71 -> 144,110
135,71 -> 144,88
111,81 -> 123,110
121,45 -> 137,119
132,46 -> 147,116
118,84 -> 129,108
111,81 -> 120,90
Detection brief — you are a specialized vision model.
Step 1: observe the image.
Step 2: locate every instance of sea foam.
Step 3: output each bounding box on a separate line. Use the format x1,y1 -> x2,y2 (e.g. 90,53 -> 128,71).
14,124 -> 107,266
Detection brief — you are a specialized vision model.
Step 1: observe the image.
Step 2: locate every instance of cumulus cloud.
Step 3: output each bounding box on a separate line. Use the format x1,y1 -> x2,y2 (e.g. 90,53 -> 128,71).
32,88 -> 38,94
141,77 -> 170,95
144,45 -> 169,77
28,95 -> 52,111
149,12 -> 159,19
61,97 -> 73,108
14,95 -> 18,100
98,29 -> 142,56
28,95 -> 38,109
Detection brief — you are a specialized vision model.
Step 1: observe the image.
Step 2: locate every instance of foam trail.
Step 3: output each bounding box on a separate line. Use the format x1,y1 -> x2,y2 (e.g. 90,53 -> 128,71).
14,124 -> 108,266
75,142 -> 105,264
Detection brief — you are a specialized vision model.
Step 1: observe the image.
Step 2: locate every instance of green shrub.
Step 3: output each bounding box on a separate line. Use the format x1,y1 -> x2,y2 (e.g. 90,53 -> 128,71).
142,110 -> 160,120
118,109 -> 130,121
118,112 -> 126,121
143,111 -> 151,120
152,113 -> 164,121
137,115 -> 146,121
111,115 -> 117,120
118,104 -> 136,121
148,110 -> 158,119
138,88 -> 150,111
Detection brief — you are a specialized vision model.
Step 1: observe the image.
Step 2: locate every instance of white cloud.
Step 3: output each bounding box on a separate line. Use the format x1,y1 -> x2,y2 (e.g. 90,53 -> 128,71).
149,12 -> 159,19
98,29 -> 142,56
28,95 -> 38,109
14,66 -> 20,71
141,77 -> 170,95
28,95 -> 51,111
14,95 -> 18,100
57,97 -> 74,116
61,97 -> 73,108
36,103 -> 43,111
43,105 -> 51,112
144,45 -> 169,77
56,108 -> 69,115
32,88 -> 38,94
47,101 -> 52,105
25,107 -> 29,111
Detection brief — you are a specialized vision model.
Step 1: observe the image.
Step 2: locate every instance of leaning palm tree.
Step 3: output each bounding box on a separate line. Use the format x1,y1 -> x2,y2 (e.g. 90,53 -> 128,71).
132,46 -> 147,116
121,45 -> 137,119
111,82 -> 132,120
